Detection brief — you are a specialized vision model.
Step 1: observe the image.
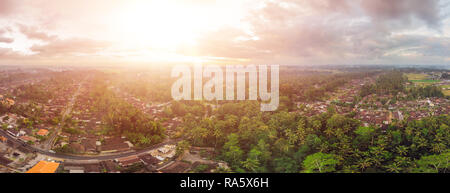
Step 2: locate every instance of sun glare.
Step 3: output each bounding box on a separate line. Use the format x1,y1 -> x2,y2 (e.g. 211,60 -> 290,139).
111,1 -> 244,52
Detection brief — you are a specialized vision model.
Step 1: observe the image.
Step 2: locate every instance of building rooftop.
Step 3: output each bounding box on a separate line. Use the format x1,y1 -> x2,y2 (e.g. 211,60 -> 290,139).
36,129 -> 49,136
26,161 -> 60,173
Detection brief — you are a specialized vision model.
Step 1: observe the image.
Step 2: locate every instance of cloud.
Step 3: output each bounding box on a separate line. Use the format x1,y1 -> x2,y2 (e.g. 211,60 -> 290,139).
0,27 -> 13,43
286,0 -> 352,14
0,47 -> 13,56
0,47 -> 25,61
0,0 -> 15,16
17,24 -> 57,41
386,35 -> 450,57
360,0 -> 442,28
192,0 -> 349,62
0,0 -> 448,65
189,0 -> 449,65
30,38 -> 111,57
179,27 -> 266,59
0,36 -> 13,43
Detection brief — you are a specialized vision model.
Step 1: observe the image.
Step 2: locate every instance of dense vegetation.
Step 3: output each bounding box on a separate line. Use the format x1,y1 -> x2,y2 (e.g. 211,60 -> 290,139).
113,70 -> 172,103
360,71 -> 407,97
360,71 -> 445,99
280,69 -> 377,102
177,101 -> 449,173
87,77 -> 166,148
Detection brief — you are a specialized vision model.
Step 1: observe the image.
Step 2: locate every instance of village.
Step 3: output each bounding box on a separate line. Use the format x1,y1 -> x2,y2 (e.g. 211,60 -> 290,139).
0,69 -> 227,173
297,73 -> 449,128
0,68 -> 448,173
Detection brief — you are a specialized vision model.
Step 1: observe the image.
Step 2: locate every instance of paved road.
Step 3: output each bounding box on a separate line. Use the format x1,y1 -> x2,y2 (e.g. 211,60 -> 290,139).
0,129 -> 180,161
43,78 -> 86,150
0,75 -> 182,162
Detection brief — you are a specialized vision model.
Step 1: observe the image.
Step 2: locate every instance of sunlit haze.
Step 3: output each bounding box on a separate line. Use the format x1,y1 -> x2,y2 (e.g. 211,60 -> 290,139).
0,0 -> 449,66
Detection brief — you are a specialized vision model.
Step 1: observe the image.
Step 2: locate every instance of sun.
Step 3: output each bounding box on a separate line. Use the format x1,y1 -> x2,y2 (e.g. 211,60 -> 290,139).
112,1 -> 212,50
105,0 -> 248,63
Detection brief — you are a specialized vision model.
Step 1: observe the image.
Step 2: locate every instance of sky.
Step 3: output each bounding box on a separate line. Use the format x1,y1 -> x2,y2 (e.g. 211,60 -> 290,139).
0,0 -> 449,66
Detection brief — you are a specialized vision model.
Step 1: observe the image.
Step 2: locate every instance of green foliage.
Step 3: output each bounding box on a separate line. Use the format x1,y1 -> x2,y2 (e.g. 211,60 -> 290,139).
407,85 -> 444,98
179,100 -> 449,173
54,144 -> 76,154
63,127 -> 82,135
413,151 -> 450,173
302,152 -> 339,173
222,134 -> 244,167
360,71 -> 407,97
273,156 -> 299,173
193,164 -> 210,173
85,80 -> 166,148
176,140 -> 191,157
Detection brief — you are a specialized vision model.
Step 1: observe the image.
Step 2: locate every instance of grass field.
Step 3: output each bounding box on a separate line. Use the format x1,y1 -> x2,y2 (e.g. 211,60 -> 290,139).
410,79 -> 440,83
406,73 -> 428,80
444,90 -> 450,96
406,73 -> 441,86
442,85 -> 450,96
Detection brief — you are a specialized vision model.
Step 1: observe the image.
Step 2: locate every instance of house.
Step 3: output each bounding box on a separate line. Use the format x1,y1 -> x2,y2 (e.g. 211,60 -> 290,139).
115,155 -> 142,167
36,129 -> 49,136
149,145 -> 176,160
69,143 -> 85,153
138,154 -> 160,165
26,161 -> 60,173
1,98 -> 15,107
158,145 -> 175,154
69,136 -> 79,143
81,138 -> 97,153
100,137 -> 130,153
64,166 -> 85,173
82,164 -> 102,173
159,161 -> 190,173
0,155 -> 12,165
101,160 -> 120,173
0,136 -> 7,143
19,135 -> 37,143
64,164 -> 101,173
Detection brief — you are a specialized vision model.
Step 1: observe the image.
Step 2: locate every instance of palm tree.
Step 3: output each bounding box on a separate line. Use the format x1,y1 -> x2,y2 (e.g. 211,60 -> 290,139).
431,143 -> 445,153
394,156 -> 411,167
241,158 -> 260,173
395,146 -> 409,156
212,127 -> 223,149
385,163 -> 401,173
324,128 -> 334,137
138,135 -> 151,145
357,158 -> 373,171
275,138 -> 293,154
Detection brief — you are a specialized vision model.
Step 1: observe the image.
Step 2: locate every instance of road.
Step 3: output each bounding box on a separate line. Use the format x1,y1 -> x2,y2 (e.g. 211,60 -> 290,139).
42,77 -> 87,150
0,129 -> 180,161
0,75 -> 182,163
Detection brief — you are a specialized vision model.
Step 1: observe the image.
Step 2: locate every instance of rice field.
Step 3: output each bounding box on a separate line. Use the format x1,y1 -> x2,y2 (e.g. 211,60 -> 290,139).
405,73 -> 441,87
410,79 -> 440,83
406,73 -> 428,80
443,90 -> 450,96
442,85 -> 450,96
